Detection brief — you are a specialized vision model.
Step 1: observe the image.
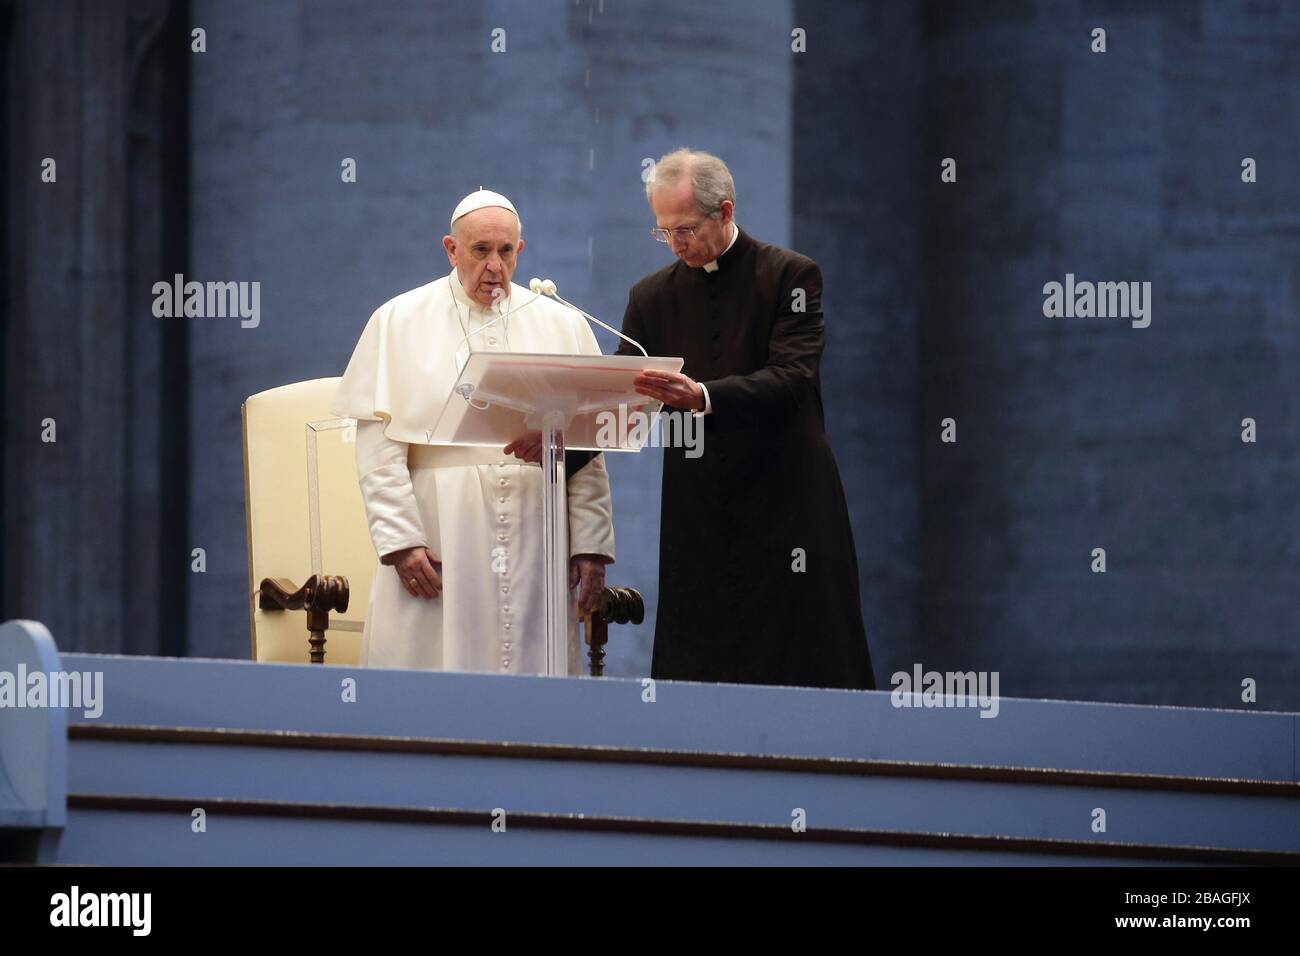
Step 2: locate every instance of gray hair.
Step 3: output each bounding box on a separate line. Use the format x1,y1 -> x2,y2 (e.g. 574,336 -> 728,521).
645,148 -> 735,216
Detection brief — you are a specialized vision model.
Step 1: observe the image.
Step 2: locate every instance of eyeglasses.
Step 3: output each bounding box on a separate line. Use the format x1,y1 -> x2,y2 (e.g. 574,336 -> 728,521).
650,209 -> 721,243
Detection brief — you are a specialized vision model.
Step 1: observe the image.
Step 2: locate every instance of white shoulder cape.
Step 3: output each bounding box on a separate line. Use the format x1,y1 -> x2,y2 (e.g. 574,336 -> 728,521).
331,274 -> 598,444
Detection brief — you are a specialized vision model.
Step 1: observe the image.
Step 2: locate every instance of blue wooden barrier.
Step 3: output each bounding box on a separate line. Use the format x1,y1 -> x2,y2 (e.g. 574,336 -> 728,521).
3,619 -> 1297,865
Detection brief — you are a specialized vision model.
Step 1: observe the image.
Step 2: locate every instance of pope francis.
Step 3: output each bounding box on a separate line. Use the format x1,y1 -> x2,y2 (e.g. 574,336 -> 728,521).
331,189 -> 616,675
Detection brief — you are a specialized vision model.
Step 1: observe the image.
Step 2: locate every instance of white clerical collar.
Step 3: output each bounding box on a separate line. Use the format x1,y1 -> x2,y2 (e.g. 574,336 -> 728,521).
702,222 -> 739,273
449,269 -> 510,316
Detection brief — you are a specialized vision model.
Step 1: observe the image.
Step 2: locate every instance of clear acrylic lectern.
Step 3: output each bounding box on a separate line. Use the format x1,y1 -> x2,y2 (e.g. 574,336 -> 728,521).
427,351 -> 684,675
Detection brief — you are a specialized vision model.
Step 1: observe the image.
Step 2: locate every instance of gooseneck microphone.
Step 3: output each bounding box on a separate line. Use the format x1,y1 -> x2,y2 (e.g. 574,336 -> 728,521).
532,278 -> 648,357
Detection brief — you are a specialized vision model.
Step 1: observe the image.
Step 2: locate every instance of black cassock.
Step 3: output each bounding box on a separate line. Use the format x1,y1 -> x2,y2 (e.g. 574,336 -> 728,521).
616,227 -> 875,691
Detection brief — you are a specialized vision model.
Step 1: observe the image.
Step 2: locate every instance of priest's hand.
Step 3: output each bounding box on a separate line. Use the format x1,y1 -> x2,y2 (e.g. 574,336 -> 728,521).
570,554 -> 607,615
503,431 -> 543,464
633,370 -> 705,411
385,545 -> 442,600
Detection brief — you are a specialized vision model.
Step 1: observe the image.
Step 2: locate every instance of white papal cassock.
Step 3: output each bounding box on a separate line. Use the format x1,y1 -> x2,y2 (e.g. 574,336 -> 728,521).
331,270 -> 616,675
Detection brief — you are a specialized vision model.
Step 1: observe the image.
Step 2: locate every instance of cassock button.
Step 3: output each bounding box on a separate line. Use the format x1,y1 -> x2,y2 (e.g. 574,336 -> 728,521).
503,641 -> 512,649
501,585 -> 509,594
498,515 -> 507,524
497,533 -> 507,541
504,622 -> 512,630
488,337 -> 497,345
498,496 -> 506,504
499,478 -> 508,486
503,605 -> 511,613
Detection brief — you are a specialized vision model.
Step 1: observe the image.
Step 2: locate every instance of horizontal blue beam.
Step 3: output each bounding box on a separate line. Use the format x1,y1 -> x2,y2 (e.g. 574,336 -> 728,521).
56,809 -> 1191,868
67,739 -> 1300,851
62,653 -> 1298,782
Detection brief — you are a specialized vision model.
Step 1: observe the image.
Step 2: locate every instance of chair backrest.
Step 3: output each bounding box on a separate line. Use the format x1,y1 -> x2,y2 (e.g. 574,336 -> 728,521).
242,378 -> 374,665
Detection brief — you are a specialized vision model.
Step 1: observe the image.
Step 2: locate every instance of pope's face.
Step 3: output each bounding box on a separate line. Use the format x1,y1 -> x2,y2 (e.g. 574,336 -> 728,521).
650,179 -> 733,269
442,207 -> 524,308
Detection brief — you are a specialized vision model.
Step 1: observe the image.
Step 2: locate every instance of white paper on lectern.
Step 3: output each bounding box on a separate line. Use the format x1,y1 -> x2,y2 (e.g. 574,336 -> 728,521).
427,351 -> 685,451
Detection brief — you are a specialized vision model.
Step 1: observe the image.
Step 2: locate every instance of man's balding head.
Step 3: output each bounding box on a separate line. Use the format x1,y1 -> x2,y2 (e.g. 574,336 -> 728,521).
646,149 -> 736,268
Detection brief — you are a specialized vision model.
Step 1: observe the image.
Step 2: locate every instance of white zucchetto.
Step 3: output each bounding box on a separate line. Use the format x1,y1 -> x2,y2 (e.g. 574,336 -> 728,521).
450,189 -> 520,231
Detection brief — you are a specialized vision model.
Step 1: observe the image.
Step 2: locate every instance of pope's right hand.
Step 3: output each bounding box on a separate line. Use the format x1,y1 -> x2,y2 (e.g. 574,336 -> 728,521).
384,546 -> 442,599
503,431 -> 543,464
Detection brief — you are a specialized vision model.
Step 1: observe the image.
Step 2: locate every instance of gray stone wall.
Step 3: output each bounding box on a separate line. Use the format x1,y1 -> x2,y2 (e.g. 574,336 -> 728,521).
4,0 -> 1297,709
914,1 -> 1300,707
184,0 -> 794,667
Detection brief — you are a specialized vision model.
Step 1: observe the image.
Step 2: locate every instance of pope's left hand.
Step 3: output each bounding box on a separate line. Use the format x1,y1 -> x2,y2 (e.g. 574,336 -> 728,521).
570,554 -> 608,615
633,370 -> 704,411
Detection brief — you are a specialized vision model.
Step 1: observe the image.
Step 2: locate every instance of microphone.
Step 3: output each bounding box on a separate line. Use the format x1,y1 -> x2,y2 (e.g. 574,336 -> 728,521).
537,278 -> 648,357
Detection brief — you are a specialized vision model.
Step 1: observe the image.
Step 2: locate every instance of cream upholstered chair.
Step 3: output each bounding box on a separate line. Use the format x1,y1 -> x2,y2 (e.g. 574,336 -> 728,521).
242,378 -> 645,673
242,378 -> 374,665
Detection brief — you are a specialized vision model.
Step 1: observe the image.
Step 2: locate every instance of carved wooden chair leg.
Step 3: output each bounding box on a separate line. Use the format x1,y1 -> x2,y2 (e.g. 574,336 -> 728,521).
584,586 -> 644,677
585,612 -> 609,676
258,574 -> 350,664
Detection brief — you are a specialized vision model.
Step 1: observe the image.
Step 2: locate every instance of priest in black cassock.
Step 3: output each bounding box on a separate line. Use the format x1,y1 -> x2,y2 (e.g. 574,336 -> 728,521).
619,148 -> 875,691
